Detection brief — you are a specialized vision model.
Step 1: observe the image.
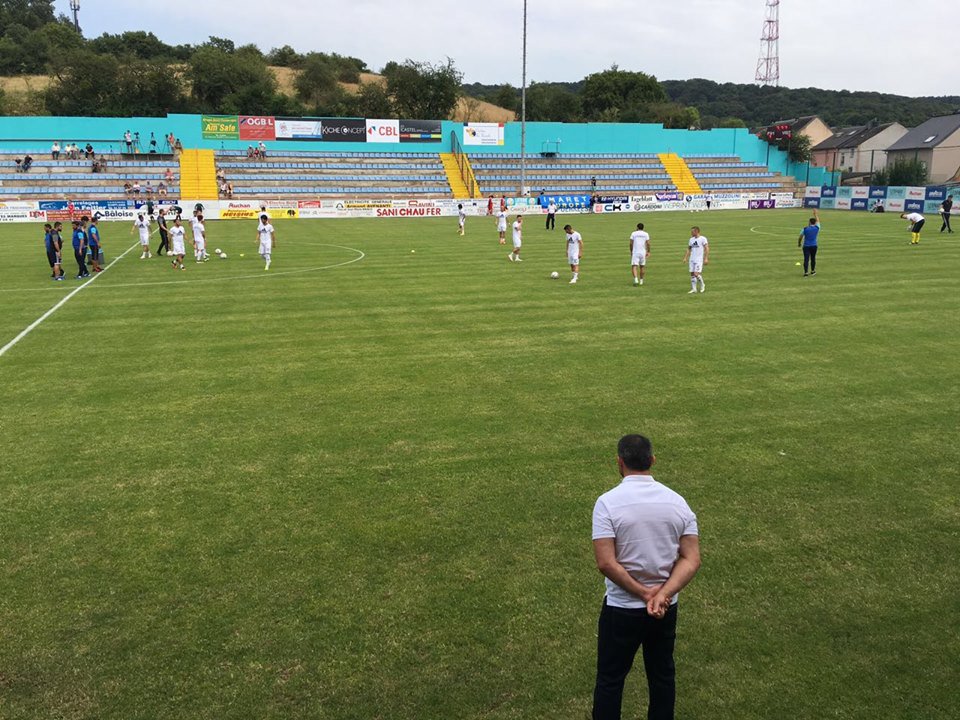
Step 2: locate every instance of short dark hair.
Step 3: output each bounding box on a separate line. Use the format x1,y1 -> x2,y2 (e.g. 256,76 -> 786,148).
809,217 -> 817,225
637,222 -> 644,230
563,224 -> 573,231
617,434 -> 654,471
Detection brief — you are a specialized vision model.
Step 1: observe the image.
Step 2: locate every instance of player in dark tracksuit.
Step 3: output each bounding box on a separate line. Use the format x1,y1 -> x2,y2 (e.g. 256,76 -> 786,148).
44,223 -> 64,280
941,195 -> 953,233
156,211 -> 170,256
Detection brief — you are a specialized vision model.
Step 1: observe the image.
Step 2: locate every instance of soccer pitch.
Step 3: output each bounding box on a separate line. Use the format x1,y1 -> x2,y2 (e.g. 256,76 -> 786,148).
1,209 -> 958,719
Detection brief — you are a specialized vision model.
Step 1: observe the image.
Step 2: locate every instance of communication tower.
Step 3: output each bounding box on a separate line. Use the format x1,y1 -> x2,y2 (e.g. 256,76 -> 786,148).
755,0 -> 780,86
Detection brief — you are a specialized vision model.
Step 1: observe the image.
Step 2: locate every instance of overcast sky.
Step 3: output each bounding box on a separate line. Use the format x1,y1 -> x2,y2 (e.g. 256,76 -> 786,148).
62,0 -> 955,97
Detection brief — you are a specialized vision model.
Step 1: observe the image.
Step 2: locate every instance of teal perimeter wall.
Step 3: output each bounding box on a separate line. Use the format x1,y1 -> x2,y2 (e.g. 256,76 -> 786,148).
0,114 -> 831,187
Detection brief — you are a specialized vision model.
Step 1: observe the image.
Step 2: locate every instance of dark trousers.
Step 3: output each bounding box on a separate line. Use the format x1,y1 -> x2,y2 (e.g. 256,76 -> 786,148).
546,213 -> 555,230
942,212 -> 953,233
157,228 -> 169,255
803,245 -> 817,273
593,600 -> 678,720
74,248 -> 87,275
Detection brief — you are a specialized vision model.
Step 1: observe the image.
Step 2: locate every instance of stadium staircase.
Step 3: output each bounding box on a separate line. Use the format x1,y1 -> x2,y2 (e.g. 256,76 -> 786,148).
179,149 -> 218,200
440,154 -> 469,197
658,153 -> 702,194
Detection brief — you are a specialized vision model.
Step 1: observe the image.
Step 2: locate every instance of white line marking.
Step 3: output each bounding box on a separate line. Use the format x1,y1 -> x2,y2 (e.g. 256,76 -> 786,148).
0,241 -> 141,359
0,244 -> 366,294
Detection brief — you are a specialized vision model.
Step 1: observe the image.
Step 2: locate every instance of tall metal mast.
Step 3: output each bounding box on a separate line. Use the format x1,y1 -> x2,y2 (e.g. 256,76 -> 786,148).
755,0 -> 780,86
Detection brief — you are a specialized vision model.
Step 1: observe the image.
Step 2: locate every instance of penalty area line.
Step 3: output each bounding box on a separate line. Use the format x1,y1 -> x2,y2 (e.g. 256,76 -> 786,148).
0,241 -> 141,359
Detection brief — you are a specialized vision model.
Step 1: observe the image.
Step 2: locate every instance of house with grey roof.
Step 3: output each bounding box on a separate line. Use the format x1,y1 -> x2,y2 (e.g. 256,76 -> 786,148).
811,122 -> 908,176
885,114 -> 960,184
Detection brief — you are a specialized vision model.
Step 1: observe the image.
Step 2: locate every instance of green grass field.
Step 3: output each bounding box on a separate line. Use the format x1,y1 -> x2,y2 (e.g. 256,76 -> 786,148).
1,209 -> 958,719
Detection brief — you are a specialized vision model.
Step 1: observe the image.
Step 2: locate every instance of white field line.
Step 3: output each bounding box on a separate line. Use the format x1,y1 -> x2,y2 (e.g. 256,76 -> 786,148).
0,241 -> 140,359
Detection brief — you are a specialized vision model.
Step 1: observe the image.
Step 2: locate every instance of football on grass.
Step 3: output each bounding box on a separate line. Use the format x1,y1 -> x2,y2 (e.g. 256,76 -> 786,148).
550,271 -> 559,279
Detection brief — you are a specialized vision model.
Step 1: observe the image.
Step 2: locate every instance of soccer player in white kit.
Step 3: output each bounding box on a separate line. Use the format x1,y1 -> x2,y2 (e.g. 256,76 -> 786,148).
169,217 -> 186,270
257,214 -> 275,270
564,224 -> 582,283
132,213 -> 152,259
630,222 -> 650,286
191,212 -> 209,262
508,215 -> 523,261
683,226 -> 709,293
496,209 -> 508,244
457,204 -> 466,236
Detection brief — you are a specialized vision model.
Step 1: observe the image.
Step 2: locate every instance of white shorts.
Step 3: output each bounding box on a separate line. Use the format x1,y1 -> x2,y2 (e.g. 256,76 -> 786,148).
194,238 -> 205,250
512,239 -> 522,250
568,252 -> 580,265
497,223 -> 507,232
139,235 -> 151,245
458,218 -> 465,227
689,260 -> 703,273
631,254 -> 646,267
172,241 -> 185,255
259,243 -> 271,256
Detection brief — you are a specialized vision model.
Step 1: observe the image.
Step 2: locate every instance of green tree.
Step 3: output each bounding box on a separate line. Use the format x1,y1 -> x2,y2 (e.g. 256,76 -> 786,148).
293,52 -> 339,109
89,31 -> 174,60
525,82 -> 581,122
0,0 -> 56,34
779,133 -> 812,163
267,44 -> 303,68
187,42 -> 277,113
356,81 -> 393,118
384,58 -> 462,119
646,102 -> 700,129
45,49 -> 121,115
886,157 -> 928,186
580,66 -> 667,122
491,83 -> 517,113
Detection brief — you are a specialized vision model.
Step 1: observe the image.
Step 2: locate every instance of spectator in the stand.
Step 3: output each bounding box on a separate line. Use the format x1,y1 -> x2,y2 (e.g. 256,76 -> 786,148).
166,132 -> 175,151
158,181 -> 167,196
216,168 -> 226,183
124,130 -> 133,152
132,180 -> 141,195
226,181 -> 233,198
246,145 -> 256,159
70,143 -> 80,160
591,175 -> 597,191
174,138 -> 183,153
14,158 -> 22,172
258,141 -> 267,158
22,155 -> 33,172
91,158 -> 100,173
144,181 -> 153,195
164,167 -> 174,183
219,181 -> 227,196
123,182 -> 133,195
84,143 -> 95,159
51,141 -> 61,159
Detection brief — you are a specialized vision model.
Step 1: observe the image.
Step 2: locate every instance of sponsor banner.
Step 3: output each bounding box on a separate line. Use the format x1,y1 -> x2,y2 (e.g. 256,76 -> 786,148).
835,198 -> 852,210
904,199 -> 924,212
820,186 -> 837,198
0,208 -> 44,222
925,186 -> 947,201
399,119 -> 442,142
886,186 -> 906,199
776,197 -> 800,208
748,199 -> 776,209
656,191 -> 684,201
239,116 -> 276,141
884,198 -> 905,212
904,186 -> 926,200
297,200 -> 322,209
541,194 -> 592,210
202,115 -> 240,140
463,122 -> 505,146
868,186 -> 887,199
276,117 -> 324,140
819,198 -> 836,210
320,118 -> 367,143
851,198 -> 870,211
803,197 -> 821,208
0,200 -> 39,210
365,119 -> 401,143
804,186 -> 822,198
851,187 -> 870,199
924,200 -> 942,214
375,206 -> 442,218
836,186 -> 853,199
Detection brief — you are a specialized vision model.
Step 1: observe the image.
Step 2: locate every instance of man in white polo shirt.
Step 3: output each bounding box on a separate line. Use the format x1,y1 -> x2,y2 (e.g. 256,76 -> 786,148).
592,434 -> 701,720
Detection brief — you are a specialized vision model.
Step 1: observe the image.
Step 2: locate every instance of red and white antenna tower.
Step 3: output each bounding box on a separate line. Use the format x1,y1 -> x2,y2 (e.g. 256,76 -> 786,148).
755,0 -> 780,86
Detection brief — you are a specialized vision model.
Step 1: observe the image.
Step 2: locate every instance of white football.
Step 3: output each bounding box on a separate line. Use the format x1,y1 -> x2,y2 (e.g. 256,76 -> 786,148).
166,250 -> 174,256
550,271 -> 559,279
219,252 -> 227,259
215,248 -> 222,254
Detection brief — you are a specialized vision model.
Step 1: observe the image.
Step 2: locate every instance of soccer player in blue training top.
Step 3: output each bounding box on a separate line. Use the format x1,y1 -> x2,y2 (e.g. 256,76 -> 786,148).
797,208 -> 820,276
85,216 -> 104,273
71,219 -> 89,279
43,223 -> 63,280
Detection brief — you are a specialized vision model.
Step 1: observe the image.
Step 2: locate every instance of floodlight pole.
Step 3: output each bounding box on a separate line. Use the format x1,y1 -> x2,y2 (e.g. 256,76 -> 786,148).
520,0 -> 527,197
69,0 -> 81,33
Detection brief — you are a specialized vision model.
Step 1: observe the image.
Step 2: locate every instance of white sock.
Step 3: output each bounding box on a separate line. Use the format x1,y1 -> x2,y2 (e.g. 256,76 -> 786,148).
699,276 -> 705,288
691,277 -> 698,291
